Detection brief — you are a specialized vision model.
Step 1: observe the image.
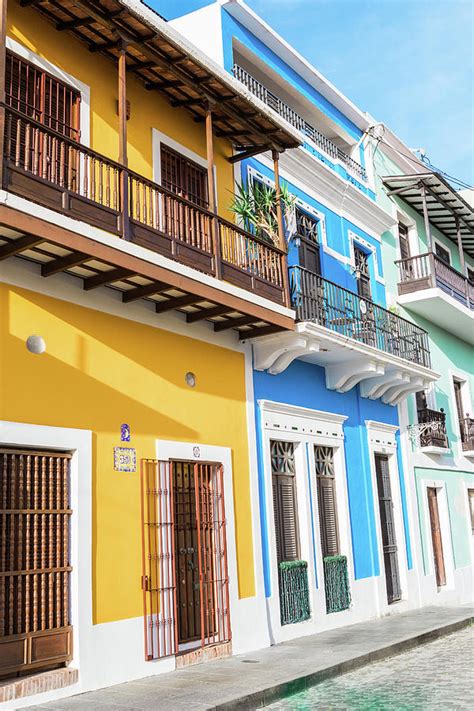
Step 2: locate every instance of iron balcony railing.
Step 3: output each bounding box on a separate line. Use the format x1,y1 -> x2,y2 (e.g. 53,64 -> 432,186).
2,105 -> 287,305
417,408 -> 449,449
289,265 -> 431,368
396,252 -> 474,310
459,416 -> 474,452
233,64 -> 367,183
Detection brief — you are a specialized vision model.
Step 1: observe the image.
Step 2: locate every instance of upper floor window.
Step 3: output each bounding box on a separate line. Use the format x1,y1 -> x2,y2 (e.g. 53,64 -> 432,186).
435,242 -> 450,265
467,267 -> 474,284
314,445 -> 339,557
296,208 -> 321,275
160,143 -> 208,208
5,50 -> 80,140
271,440 -> 300,563
398,222 -> 411,260
354,245 -> 371,300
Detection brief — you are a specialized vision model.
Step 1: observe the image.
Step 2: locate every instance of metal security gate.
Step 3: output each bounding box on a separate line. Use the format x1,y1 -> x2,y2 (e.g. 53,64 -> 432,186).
140,460 -> 230,661
374,453 -> 401,604
0,449 -> 72,679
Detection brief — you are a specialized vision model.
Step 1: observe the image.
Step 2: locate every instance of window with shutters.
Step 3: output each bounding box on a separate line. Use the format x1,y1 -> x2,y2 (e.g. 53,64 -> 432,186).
354,246 -> 372,300
5,50 -> 81,140
398,223 -> 411,261
271,440 -> 300,563
160,143 -> 209,208
468,489 -> 474,534
314,446 -> 339,557
296,207 -> 321,275
435,242 -> 450,265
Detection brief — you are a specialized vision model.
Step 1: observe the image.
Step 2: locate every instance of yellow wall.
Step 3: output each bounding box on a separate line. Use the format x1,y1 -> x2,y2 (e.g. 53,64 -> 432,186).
7,0 -> 235,218
0,283 -> 256,623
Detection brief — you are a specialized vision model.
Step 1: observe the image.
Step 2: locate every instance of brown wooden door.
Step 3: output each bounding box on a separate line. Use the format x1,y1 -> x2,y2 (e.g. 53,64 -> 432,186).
427,487 -> 446,587
375,454 -> 401,604
296,208 -> 321,276
398,223 -> 411,261
0,449 -> 72,679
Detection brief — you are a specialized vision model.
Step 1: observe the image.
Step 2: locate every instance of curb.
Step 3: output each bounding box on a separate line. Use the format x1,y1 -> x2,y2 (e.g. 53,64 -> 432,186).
213,615 -> 473,710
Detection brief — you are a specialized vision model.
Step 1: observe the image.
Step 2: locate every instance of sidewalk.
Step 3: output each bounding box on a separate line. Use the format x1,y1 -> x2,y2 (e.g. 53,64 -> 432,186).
35,605 -> 473,711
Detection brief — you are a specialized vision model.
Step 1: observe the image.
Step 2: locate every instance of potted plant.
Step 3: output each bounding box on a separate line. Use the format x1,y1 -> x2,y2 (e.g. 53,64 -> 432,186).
230,179 -> 296,246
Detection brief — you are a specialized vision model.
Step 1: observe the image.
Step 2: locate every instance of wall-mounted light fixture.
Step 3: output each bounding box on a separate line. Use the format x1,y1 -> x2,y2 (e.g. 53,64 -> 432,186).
26,335 -> 46,355
185,372 -> 196,388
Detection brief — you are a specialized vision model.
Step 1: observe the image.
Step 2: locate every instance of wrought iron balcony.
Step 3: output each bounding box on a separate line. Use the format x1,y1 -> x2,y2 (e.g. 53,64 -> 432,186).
397,252 -> 474,310
2,106 -> 287,306
416,408 -> 449,449
289,266 -> 431,368
460,416 -> 474,452
233,65 -> 367,184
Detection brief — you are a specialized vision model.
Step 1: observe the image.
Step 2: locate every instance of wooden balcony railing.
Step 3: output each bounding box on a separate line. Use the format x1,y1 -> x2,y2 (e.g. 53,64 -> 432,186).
2,106 -> 286,305
396,252 -> 474,310
233,65 -> 368,184
289,265 -> 431,368
417,408 -> 449,449
459,416 -> 474,452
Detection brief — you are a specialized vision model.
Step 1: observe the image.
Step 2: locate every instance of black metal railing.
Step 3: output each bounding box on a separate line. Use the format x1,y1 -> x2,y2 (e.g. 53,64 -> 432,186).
417,408 -> 449,448
289,266 -> 431,368
459,416 -> 474,451
396,252 -> 474,310
233,65 -> 367,183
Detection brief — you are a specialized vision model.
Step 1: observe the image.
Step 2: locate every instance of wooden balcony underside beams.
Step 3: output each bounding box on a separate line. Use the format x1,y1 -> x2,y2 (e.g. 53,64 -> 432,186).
0,204 -> 294,336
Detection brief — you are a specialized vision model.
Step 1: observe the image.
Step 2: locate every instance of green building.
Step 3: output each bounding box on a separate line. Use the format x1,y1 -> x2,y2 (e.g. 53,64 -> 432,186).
371,125 -> 474,605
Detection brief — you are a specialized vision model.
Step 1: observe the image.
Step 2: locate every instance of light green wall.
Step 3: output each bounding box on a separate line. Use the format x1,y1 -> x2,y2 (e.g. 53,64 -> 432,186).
415,467 -> 472,573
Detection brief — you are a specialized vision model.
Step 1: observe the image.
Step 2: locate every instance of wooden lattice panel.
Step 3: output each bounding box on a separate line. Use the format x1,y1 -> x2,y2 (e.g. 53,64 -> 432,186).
0,449 -> 72,678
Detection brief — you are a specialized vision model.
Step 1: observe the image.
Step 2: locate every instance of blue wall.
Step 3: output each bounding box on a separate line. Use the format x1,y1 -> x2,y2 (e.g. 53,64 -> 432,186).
253,360 -> 413,597
243,157 -> 386,306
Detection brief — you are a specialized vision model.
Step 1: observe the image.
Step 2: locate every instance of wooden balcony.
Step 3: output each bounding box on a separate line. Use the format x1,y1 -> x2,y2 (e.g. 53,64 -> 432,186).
417,408 -> 449,449
289,266 -> 431,368
397,252 -> 474,309
233,65 -> 368,184
0,106 -> 293,337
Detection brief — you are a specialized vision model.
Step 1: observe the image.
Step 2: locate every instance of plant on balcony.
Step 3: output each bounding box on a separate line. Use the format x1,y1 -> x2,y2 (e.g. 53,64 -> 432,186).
230,180 -> 295,245
323,555 -> 351,614
278,559 -> 311,625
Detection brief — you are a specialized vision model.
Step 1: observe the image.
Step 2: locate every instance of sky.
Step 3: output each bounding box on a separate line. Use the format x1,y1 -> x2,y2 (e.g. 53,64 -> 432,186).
148,0 -> 474,188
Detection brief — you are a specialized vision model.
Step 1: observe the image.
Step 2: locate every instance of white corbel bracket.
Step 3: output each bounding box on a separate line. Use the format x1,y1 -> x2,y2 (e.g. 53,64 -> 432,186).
382,376 -> 427,406
253,332 -> 320,375
360,370 -> 410,400
326,360 -> 385,393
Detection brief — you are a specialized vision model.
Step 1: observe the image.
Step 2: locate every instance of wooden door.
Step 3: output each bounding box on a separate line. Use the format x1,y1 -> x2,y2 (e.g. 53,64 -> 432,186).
398,223 -> 411,261
375,454 -> 401,604
173,462 -> 201,644
296,208 -> 321,276
427,487 -> 446,587
0,449 -> 72,679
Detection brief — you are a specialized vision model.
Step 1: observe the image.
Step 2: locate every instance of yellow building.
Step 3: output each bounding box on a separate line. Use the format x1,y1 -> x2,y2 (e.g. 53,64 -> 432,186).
0,0 -> 300,703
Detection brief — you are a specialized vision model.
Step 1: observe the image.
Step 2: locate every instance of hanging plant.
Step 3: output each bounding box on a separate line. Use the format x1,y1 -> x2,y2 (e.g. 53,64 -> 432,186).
230,180 -> 296,245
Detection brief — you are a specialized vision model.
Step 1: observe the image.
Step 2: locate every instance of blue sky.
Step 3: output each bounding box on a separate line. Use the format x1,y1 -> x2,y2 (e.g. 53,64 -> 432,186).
149,0 -> 473,187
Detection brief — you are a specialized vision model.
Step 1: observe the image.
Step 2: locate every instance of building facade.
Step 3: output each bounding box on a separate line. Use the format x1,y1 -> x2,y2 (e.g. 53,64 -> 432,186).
0,0 -> 300,706
371,127 -> 474,606
172,0 -> 440,646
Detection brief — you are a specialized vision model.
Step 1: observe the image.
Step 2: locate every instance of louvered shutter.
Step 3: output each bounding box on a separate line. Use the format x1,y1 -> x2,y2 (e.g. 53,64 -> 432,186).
160,143 -> 208,208
314,446 -> 340,558
271,441 -> 300,563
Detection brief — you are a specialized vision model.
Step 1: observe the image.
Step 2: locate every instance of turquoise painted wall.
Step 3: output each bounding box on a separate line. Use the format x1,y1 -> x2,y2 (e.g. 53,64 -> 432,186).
415,467 -> 473,572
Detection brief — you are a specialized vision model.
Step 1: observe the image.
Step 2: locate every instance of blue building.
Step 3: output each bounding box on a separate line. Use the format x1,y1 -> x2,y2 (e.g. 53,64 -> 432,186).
172,0 -> 439,641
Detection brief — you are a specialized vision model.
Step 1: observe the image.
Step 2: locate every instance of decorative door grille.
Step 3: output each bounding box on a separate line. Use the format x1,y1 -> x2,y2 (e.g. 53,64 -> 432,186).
374,454 -> 401,604
0,449 -> 72,678
140,459 -> 230,661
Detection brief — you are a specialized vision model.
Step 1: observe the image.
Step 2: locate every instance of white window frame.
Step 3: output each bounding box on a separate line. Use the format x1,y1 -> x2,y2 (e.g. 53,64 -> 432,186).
419,478 -> 455,590
433,237 -> 452,264
259,400 -> 352,641
365,421 -> 408,607
395,210 -> 419,260
6,36 -> 91,147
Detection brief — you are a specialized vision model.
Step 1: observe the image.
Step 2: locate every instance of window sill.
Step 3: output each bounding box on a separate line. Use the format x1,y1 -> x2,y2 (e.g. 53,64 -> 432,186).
420,446 -> 451,455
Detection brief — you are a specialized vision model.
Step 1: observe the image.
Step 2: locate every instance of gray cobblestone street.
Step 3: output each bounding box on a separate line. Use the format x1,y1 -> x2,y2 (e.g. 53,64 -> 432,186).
266,626 -> 474,710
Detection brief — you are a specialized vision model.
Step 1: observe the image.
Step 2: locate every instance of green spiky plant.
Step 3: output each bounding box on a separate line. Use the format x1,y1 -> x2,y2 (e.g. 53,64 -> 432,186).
230,180 -> 296,245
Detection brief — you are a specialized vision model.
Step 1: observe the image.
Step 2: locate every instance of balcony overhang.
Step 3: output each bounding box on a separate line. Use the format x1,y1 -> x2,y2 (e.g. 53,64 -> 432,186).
398,288 -> 474,345
0,197 -> 295,337
251,321 -> 439,405
17,0 -> 301,155
382,172 -> 474,257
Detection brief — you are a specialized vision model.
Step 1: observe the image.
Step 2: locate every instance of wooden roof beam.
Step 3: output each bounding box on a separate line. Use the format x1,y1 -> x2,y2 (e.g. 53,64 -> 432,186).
0,234 -> 44,259
186,305 -> 232,323
122,281 -> 170,302
56,16 -> 92,31
83,267 -> 134,290
214,315 -> 256,332
41,251 -> 89,277
228,144 -> 271,163
155,294 -> 203,313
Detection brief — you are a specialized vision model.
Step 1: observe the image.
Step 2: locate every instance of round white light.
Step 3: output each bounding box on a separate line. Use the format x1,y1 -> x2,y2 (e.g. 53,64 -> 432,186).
26,335 -> 46,355
185,371 -> 196,388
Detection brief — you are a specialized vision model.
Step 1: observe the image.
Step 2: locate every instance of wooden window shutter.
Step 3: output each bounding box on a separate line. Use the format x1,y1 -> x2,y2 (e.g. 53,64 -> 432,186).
160,143 -> 208,208
398,223 -> 411,260
271,441 -> 300,563
314,446 -> 340,558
